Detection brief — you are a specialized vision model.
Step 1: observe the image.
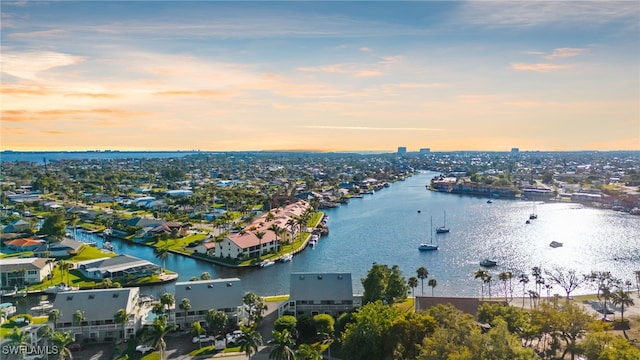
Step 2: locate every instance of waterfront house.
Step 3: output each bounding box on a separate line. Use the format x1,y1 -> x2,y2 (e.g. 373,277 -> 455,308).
2,237 -> 44,253
76,255 -> 161,281
34,238 -> 84,258
52,287 -> 144,342
0,257 -> 51,287
217,200 -> 310,260
278,272 -> 361,318
174,278 -> 243,330
193,241 -> 216,256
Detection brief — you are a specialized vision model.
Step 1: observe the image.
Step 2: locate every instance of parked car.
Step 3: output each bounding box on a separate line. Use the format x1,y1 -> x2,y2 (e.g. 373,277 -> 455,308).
136,345 -> 155,353
68,343 -> 82,352
225,330 -> 243,344
192,334 -> 215,344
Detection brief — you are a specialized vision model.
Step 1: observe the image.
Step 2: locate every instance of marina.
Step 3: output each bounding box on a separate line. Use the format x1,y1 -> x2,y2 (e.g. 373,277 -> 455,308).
69,171 -> 640,298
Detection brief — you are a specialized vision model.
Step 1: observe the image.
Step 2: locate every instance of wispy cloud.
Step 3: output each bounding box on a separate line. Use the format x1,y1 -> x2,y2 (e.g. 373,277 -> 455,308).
8,29 -> 67,39
298,125 -> 444,131
511,63 -> 570,72
1,51 -> 85,80
545,47 -> 586,59
2,108 -> 150,123
154,90 -> 232,98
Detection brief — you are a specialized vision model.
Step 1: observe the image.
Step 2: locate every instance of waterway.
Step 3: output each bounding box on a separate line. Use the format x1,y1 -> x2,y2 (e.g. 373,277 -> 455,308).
74,171 -> 640,299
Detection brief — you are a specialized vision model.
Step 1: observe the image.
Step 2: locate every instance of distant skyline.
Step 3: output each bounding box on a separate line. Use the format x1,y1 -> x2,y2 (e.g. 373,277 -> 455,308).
1,1 -> 639,152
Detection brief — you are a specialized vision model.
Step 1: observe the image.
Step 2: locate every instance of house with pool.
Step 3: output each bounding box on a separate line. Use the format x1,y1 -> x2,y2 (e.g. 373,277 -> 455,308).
52,287 -> 144,342
278,272 -> 361,318
76,254 -> 161,280
174,278 -> 243,330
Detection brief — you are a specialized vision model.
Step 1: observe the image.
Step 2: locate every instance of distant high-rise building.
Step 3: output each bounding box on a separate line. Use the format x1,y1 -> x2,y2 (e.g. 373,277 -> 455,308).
419,148 -> 431,154
397,147 -> 407,154
511,148 -> 519,154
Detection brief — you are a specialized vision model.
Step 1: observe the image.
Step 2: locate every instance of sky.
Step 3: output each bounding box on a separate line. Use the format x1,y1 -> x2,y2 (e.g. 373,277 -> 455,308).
1,1 -> 639,152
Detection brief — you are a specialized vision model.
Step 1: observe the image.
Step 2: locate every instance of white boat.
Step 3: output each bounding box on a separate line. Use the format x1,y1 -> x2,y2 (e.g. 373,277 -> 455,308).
549,241 -> 563,248
418,216 -> 439,251
0,302 -> 17,317
260,260 -> 275,268
30,300 -> 53,313
103,241 -> 114,251
0,286 -> 18,297
280,253 -> 293,262
529,203 -> 538,220
44,283 -> 75,294
480,259 -> 497,267
436,210 -> 450,234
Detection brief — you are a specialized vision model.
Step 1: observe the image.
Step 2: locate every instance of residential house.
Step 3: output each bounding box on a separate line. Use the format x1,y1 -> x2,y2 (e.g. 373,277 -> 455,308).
278,272 -> 361,318
193,241 -> 216,256
2,238 -> 44,253
52,287 -> 144,341
76,255 -> 161,281
217,200 -> 310,260
174,278 -> 243,330
0,257 -> 51,287
148,221 -> 187,238
34,238 -> 85,258
2,219 -> 31,233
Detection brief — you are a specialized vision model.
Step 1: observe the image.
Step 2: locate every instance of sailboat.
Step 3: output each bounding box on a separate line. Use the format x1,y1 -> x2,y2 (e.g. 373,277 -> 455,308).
436,210 -> 450,234
418,216 -> 439,251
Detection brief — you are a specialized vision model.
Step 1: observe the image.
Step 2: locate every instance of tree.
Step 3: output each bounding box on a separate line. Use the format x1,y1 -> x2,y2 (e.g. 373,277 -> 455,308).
296,314 -> 317,342
341,301 -> 403,360
499,271 -> 513,302
48,308 -> 61,331
254,231 -> 265,259
51,330 -> 75,360
474,268 -> 489,300
519,273 -> 530,309
200,272 -> 211,280
40,211 -> 67,241
73,310 -> 86,336
142,316 -> 177,360
237,325 -> 263,360
58,260 -> 73,285
611,288 -> 634,322
313,313 -> 335,337
154,245 -> 171,273
6,328 -> 31,359
274,315 -> 297,334
362,263 -> 408,305
296,343 -> 323,360
268,223 -> 284,253
114,308 -> 129,340
267,329 -> 295,360
547,268 -> 588,300
386,265 -> 409,304
160,292 -> 175,322
416,267 -> 429,296
243,292 -> 266,325
428,278 -> 437,297
191,321 -> 205,348
408,276 -> 418,296
179,298 -> 191,329
205,309 -> 228,337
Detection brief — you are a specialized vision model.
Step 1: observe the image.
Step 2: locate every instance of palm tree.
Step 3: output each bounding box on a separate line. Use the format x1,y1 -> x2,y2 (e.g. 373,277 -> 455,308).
237,325 -> 262,360
142,316 -> 177,360
205,309 -> 228,337
519,273 -> 530,309
58,260 -> 73,285
267,329 -> 295,360
200,272 -> 211,280
254,231 -> 266,260
474,269 -> 489,300
499,272 -> 510,302
154,245 -> 170,273
179,298 -> 191,329
51,331 -> 75,360
114,308 -> 129,340
611,288 -> 635,322
268,224 -> 284,253
408,276 -> 418,296
160,292 -> 175,323
48,308 -> 61,331
191,321 -> 205,348
416,266 -> 429,296
7,328 -> 31,359
73,310 -> 85,337
428,278 -> 438,297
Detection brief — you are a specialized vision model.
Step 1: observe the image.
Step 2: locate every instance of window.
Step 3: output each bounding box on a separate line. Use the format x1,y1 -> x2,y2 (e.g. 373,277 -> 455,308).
27,270 -> 37,275
88,295 -> 95,299
186,286 -> 192,290
66,296 -> 73,300
299,275 -> 305,280
113,294 -> 119,298
227,282 -> 233,287
208,284 -> 214,288
337,274 -> 343,280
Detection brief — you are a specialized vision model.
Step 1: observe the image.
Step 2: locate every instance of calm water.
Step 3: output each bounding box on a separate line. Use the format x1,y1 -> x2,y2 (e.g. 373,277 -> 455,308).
76,171 -> 640,298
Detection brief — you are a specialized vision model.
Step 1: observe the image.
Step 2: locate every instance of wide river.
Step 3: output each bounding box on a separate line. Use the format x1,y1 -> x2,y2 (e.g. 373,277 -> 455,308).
76,171 -> 640,298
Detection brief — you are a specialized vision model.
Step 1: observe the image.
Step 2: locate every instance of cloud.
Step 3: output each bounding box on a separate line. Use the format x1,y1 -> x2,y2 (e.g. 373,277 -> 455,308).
65,93 -> 120,99
545,48 -> 586,59
1,51 -> 85,80
298,125 -> 444,131
1,108 -> 150,123
8,29 -> 68,39
154,90 -> 232,98
511,63 -> 570,72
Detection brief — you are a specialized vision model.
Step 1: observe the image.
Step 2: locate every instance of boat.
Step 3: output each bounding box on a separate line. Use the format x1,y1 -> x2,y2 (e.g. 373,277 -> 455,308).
436,210 -> 449,234
549,241 -> 563,248
529,203 -> 538,220
0,302 -> 17,317
260,260 -> 275,268
0,286 -> 18,297
44,283 -> 75,294
280,253 -> 293,262
103,241 -> 114,251
418,216 -> 439,251
30,300 -> 53,313
480,259 -> 497,267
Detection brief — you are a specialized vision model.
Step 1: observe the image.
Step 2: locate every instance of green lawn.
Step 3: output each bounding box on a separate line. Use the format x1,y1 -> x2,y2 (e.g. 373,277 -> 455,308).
152,234 -> 207,251
71,245 -> 117,262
